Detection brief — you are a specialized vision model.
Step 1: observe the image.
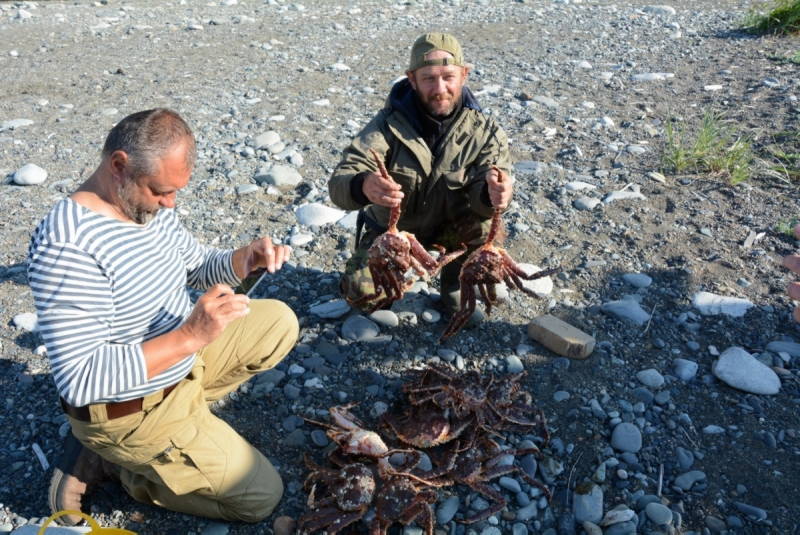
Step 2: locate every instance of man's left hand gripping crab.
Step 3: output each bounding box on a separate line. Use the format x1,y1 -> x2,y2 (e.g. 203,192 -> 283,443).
349,149 -> 467,312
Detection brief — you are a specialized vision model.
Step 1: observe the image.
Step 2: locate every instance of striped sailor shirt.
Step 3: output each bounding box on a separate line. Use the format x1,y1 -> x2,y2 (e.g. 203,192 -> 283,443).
27,198 -> 241,407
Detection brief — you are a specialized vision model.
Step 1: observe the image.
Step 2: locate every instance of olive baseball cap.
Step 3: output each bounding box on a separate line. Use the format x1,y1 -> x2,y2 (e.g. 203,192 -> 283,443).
408,32 -> 464,71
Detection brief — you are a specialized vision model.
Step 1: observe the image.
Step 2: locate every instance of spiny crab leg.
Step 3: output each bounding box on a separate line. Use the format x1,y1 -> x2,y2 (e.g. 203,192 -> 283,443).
370,148 -> 400,232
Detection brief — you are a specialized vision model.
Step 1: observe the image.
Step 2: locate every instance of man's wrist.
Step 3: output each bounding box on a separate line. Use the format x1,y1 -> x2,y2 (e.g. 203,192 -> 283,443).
350,172 -> 371,205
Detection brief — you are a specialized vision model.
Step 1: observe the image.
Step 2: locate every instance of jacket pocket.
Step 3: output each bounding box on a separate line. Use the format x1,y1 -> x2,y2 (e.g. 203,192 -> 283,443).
442,169 -> 467,190
147,423 -> 223,496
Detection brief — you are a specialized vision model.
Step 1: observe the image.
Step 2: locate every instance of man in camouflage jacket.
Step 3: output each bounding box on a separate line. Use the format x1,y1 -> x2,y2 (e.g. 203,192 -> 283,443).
329,32 -> 514,313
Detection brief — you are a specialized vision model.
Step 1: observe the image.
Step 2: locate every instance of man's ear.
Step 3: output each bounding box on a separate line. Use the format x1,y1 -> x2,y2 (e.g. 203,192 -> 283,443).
108,150 -> 129,181
462,66 -> 471,80
406,70 -> 417,91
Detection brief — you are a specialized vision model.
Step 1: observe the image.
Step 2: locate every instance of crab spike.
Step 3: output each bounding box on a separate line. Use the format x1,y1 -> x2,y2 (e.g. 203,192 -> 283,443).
369,148 -> 400,232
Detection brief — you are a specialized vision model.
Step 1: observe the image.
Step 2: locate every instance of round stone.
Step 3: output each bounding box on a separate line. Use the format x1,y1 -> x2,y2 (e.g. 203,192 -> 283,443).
610,422 -> 642,452
13,163 -> 47,185
645,502 -> 673,525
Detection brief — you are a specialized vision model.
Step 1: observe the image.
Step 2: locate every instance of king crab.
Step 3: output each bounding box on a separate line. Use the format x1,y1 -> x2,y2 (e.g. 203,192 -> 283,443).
421,436 -> 551,524
394,363 -> 550,443
298,456 -> 376,534
440,166 -> 560,340
349,149 -> 466,312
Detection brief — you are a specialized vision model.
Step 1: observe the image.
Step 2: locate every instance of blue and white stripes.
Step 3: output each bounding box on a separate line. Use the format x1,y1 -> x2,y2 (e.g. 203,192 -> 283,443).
28,198 -> 240,406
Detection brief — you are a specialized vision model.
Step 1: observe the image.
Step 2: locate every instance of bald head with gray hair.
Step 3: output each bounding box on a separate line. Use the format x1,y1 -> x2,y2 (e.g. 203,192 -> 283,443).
102,108 -> 196,180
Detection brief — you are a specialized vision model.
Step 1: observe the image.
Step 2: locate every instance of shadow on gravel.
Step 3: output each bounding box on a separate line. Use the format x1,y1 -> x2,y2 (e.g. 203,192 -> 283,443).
711,28 -> 762,41
0,262 -> 28,287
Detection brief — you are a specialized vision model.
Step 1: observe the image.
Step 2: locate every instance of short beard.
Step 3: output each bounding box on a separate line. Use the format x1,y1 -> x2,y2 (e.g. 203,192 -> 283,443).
117,179 -> 157,225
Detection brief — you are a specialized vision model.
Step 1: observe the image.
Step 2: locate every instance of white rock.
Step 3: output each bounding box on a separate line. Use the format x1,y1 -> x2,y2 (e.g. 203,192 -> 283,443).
631,72 -> 674,82
574,196 -> 601,211
0,118 -> 34,131
422,309 -> 441,323
254,164 -> 302,188
337,211 -> 359,230
603,184 -> 647,203
565,181 -> 596,191
254,131 -> 281,149
622,273 -> 652,288
692,291 -> 753,317
642,5 -> 677,16
330,62 -> 350,71
517,263 -> 554,297
647,171 -> 667,184
13,163 -> 47,186
533,95 -> 558,108
514,161 -> 548,175
312,98 -> 330,106
370,310 -> 399,328
309,299 -> 350,318
577,60 -> 593,70
295,203 -> 346,227
12,312 -> 38,332
289,233 -> 313,247
600,506 -> 637,526
712,347 -> 781,395
601,297 -> 650,325
101,107 -> 118,116
704,84 -> 723,92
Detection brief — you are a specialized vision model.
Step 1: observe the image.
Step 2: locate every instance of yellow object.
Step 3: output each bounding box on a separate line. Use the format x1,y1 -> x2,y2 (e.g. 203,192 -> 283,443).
37,511 -> 137,534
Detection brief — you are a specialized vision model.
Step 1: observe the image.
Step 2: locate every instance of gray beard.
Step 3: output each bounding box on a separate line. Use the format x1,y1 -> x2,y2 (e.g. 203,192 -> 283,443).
117,179 -> 157,225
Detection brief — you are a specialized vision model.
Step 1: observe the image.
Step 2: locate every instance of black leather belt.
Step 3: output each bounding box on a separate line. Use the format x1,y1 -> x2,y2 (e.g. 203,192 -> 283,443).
60,383 -> 178,422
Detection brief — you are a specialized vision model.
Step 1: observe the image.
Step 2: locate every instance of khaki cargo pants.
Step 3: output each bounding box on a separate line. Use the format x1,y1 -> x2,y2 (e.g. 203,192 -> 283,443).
340,213 -> 493,310
67,299 -> 299,523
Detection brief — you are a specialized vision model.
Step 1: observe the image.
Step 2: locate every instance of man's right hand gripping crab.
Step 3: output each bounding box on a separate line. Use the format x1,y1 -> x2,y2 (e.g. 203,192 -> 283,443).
349,149 -> 467,312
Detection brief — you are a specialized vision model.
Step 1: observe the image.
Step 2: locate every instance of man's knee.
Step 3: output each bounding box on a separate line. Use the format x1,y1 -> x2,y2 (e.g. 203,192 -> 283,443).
219,459 -> 284,523
270,299 -> 299,343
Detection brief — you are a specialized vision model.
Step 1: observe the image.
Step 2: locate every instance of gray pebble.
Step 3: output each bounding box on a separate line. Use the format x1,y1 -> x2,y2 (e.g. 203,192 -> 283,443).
516,502 -> 538,521
645,502 -> 673,525
511,523 -> 528,535
499,476 -> 521,493
573,483 -> 603,523
436,496 -> 460,526
506,354 -> 524,373
310,429 -> 328,447
636,368 -> 664,388
341,314 -> 380,341
201,522 -> 230,535
553,390 -> 570,402
282,428 -> 305,447
675,470 -> 706,490
611,422 -> 642,452
673,358 -> 698,381
283,383 -> 301,400
733,502 -> 767,521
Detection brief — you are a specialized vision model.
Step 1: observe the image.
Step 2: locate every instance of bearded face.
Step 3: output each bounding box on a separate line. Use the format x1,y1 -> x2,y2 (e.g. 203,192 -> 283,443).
407,62 -> 469,118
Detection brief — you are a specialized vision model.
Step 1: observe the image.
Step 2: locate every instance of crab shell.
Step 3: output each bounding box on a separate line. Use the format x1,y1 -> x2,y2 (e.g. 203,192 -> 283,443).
332,464 -> 376,511
383,406 -> 471,448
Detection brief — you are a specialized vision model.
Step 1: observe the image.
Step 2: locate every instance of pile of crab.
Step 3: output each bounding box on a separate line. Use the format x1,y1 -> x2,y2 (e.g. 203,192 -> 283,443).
298,363 -> 552,534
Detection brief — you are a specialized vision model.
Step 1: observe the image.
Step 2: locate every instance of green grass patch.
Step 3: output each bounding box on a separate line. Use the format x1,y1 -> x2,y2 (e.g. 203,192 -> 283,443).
762,130 -> 800,180
767,50 -> 800,64
662,110 -> 754,185
745,0 -> 800,35
775,217 -> 800,236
